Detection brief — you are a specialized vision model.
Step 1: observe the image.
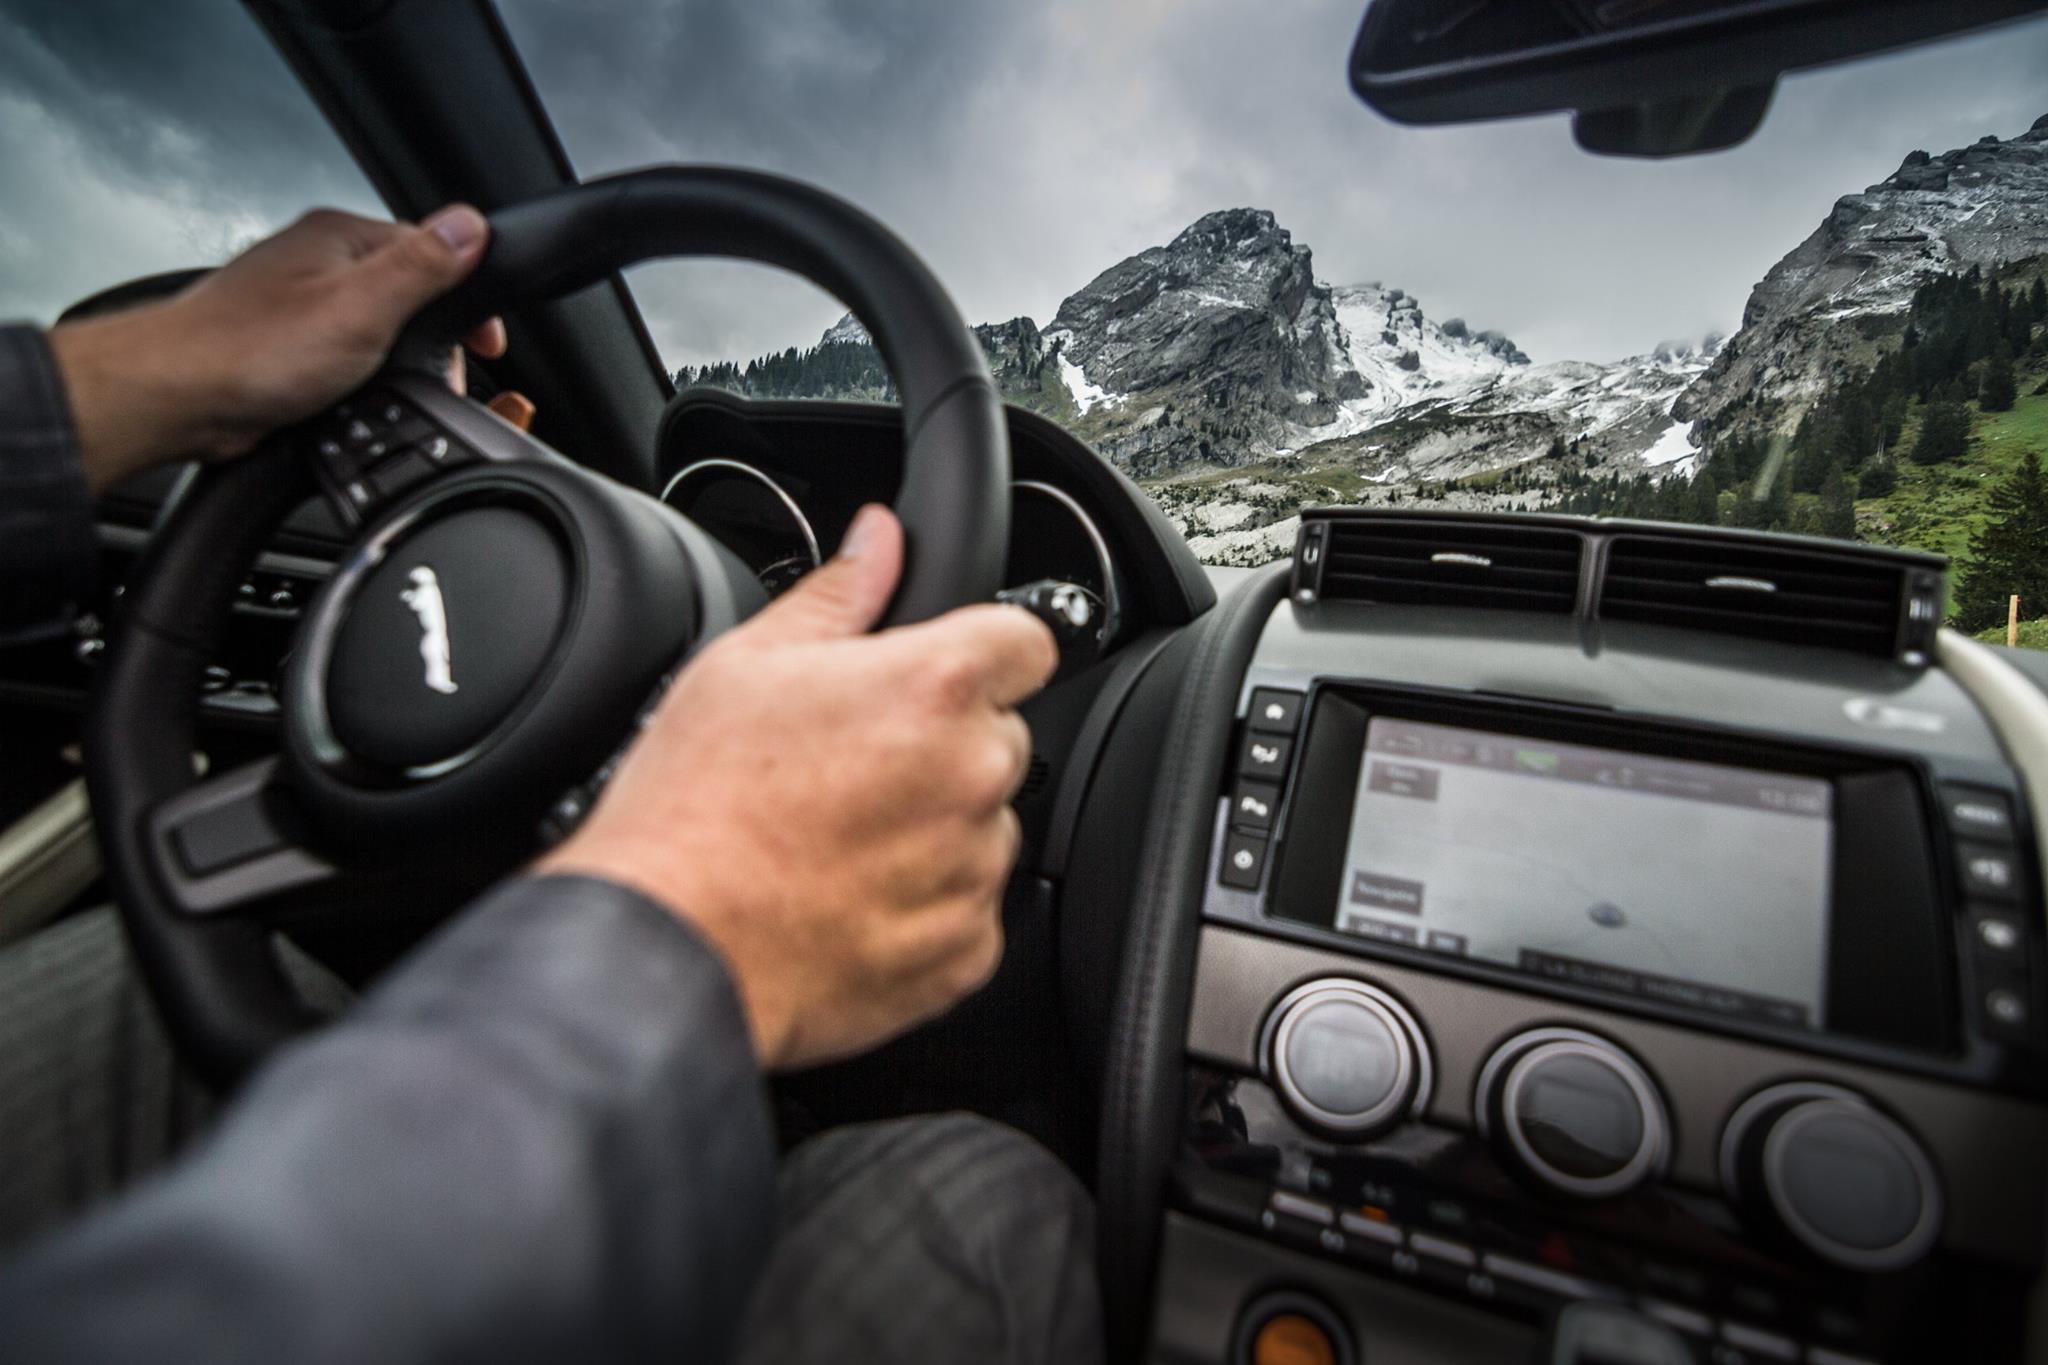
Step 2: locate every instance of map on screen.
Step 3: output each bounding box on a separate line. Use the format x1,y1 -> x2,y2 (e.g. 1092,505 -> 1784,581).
1336,717 -> 1834,1028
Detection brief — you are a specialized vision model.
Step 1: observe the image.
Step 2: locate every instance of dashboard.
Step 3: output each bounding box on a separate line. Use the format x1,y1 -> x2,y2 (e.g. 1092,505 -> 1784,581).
651,387 -> 1212,623
659,453 -> 1124,642
1119,510 -> 2048,1365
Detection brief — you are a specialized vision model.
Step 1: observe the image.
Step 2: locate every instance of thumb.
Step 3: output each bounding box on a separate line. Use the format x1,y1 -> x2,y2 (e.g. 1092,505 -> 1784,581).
351,204 -> 491,331
747,504 -> 903,641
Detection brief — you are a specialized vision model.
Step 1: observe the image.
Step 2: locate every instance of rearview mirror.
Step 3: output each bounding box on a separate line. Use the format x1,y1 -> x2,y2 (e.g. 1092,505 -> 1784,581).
1349,0 -> 2048,157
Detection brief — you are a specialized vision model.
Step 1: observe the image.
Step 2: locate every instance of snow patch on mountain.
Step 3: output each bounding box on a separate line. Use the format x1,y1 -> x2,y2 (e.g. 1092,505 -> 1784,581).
1044,329 -> 1119,414
1330,284 -> 1525,417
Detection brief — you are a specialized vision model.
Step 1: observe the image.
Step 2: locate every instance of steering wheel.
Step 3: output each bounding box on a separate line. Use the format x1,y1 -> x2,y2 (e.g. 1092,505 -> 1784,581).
84,168 -> 1011,1088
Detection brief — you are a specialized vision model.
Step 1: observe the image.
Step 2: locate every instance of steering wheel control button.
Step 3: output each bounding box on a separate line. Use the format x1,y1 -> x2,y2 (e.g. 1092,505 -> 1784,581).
1720,1083 -> 1941,1271
1219,832 -> 1270,890
324,507 -> 569,773
1941,785 -> 2015,841
1238,733 -> 1294,781
172,795 -> 285,876
1231,779 -> 1280,832
1477,1029 -> 1669,1198
368,452 -> 437,500
1248,688 -> 1305,734
1264,979 -> 1431,1140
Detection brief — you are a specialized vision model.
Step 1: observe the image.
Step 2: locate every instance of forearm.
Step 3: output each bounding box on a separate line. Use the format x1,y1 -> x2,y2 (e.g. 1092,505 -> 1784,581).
0,874 -> 779,1365
0,325 -> 99,642
46,305 -> 234,492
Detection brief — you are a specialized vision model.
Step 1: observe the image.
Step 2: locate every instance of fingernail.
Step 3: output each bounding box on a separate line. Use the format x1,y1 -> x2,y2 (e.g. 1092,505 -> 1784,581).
425,204 -> 487,256
839,504 -> 884,561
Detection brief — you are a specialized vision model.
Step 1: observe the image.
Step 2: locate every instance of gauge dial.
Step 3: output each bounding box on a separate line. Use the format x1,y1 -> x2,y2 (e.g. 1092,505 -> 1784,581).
658,459 -> 821,597
1006,481 -> 1120,637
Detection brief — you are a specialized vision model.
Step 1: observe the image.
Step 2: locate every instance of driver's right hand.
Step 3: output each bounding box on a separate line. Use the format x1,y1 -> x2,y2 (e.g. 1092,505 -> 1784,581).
537,503 -> 1060,1070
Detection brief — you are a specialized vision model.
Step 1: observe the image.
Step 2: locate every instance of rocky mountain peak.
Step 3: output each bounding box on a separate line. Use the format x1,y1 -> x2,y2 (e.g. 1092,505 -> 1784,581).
819,312 -> 870,347
1677,113 -> 2048,432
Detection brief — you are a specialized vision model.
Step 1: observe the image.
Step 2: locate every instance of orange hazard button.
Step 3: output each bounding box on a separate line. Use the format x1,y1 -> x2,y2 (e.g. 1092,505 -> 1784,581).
1251,1312 -> 1337,1365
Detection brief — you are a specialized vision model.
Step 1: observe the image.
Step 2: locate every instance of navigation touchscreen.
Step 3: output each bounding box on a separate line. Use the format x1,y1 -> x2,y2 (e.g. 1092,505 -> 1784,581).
1336,717 -> 1835,1028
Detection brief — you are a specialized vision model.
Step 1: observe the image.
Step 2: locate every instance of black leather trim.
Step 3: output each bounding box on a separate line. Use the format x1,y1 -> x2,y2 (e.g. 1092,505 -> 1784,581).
1094,563 -> 1291,1354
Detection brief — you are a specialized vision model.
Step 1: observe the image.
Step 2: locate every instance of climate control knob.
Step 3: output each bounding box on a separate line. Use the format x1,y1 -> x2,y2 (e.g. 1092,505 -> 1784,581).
1720,1082 -> 1941,1271
1476,1028 -> 1670,1198
1263,979 -> 1431,1140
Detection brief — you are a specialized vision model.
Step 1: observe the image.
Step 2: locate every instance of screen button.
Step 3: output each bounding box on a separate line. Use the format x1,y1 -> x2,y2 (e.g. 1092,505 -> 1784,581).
1971,911 -> 2025,958
1983,978 -> 2032,1040
1232,779 -> 1281,831
1239,733 -> 1294,780
1248,688 -> 1305,734
1220,832 -> 1269,889
1959,843 -> 2021,900
1942,786 -> 2015,841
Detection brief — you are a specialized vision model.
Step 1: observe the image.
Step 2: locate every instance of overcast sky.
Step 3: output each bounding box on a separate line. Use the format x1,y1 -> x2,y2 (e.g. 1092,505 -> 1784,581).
3,0 -> 2045,370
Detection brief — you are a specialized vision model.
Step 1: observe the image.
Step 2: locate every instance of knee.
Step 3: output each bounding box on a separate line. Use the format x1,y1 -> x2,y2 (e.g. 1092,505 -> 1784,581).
785,1112 -> 1094,1243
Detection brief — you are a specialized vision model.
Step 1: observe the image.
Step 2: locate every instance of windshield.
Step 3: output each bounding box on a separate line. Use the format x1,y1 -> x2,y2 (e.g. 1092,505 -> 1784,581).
0,1 -> 381,321
494,1 -> 2048,638
4,2 -> 2046,643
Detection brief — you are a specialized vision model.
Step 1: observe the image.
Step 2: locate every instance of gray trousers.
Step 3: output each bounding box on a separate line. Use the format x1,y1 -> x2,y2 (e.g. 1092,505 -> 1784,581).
0,910 -> 1102,1364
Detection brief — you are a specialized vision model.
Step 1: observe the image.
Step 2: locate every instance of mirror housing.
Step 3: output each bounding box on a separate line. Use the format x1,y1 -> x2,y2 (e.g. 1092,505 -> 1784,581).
1349,0 -> 2048,157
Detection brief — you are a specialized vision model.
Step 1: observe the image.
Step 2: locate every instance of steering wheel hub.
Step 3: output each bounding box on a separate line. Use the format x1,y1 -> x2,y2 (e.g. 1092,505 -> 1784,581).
320,501 -> 571,776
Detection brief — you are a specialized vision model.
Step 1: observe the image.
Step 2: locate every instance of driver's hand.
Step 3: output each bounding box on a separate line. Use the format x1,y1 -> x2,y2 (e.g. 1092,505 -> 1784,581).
538,505 -> 1061,1071
48,205 -> 507,493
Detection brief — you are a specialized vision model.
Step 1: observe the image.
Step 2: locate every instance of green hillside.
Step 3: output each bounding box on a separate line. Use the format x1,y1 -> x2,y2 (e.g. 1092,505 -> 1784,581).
1858,359 -> 2048,570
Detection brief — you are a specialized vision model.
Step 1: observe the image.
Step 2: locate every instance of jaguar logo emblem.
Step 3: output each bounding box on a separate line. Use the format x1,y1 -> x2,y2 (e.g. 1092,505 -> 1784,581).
398,566 -> 458,695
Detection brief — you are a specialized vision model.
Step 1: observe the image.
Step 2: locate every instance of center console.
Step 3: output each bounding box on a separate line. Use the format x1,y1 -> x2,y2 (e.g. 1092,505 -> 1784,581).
1146,531 -> 2048,1364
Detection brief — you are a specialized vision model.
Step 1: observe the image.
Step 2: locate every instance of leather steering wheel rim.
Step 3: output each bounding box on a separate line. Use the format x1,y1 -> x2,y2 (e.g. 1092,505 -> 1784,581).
85,167 -> 1010,1087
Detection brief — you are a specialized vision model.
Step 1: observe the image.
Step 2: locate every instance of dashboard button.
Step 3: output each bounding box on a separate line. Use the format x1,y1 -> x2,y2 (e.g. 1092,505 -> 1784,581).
1239,733 -> 1294,780
1958,843 -> 2021,900
1336,1211 -> 1403,1246
1640,1300 -> 1713,1337
1220,832 -> 1269,889
1232,779 -> 1280,831
1264,979 -> 1430,1139
1941,786 -> 2015,840
1972,911 -> 2025,956
1478,1253 -> 1607,1303
1248,688 -> 1304,734
1983,980 -> 2032,1039
1722,1321 -> 1799,1360
1250,1314 -> 1335,1365
1477,1030 -> 1669,1199
1407,1232 -> 1475,1267
1268,1190 -> 1334,1225
1720,1083 -> 1940,1272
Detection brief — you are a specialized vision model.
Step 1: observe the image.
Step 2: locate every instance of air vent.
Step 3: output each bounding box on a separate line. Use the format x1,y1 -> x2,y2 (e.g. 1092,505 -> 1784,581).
1298,517 -> 1583,613
1597,534 -> 1925,657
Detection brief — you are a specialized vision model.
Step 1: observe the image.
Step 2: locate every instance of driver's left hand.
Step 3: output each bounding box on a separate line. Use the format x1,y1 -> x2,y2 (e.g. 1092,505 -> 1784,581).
46,204 -> 508,493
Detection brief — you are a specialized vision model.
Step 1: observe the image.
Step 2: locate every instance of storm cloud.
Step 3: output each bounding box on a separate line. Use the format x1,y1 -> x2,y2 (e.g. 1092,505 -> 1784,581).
4,0 -> 2046,370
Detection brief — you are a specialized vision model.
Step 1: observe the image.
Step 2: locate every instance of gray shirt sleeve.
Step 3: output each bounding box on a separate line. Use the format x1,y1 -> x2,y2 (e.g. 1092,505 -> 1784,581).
0,873 -> 779,1364
0,324 -> 99,643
